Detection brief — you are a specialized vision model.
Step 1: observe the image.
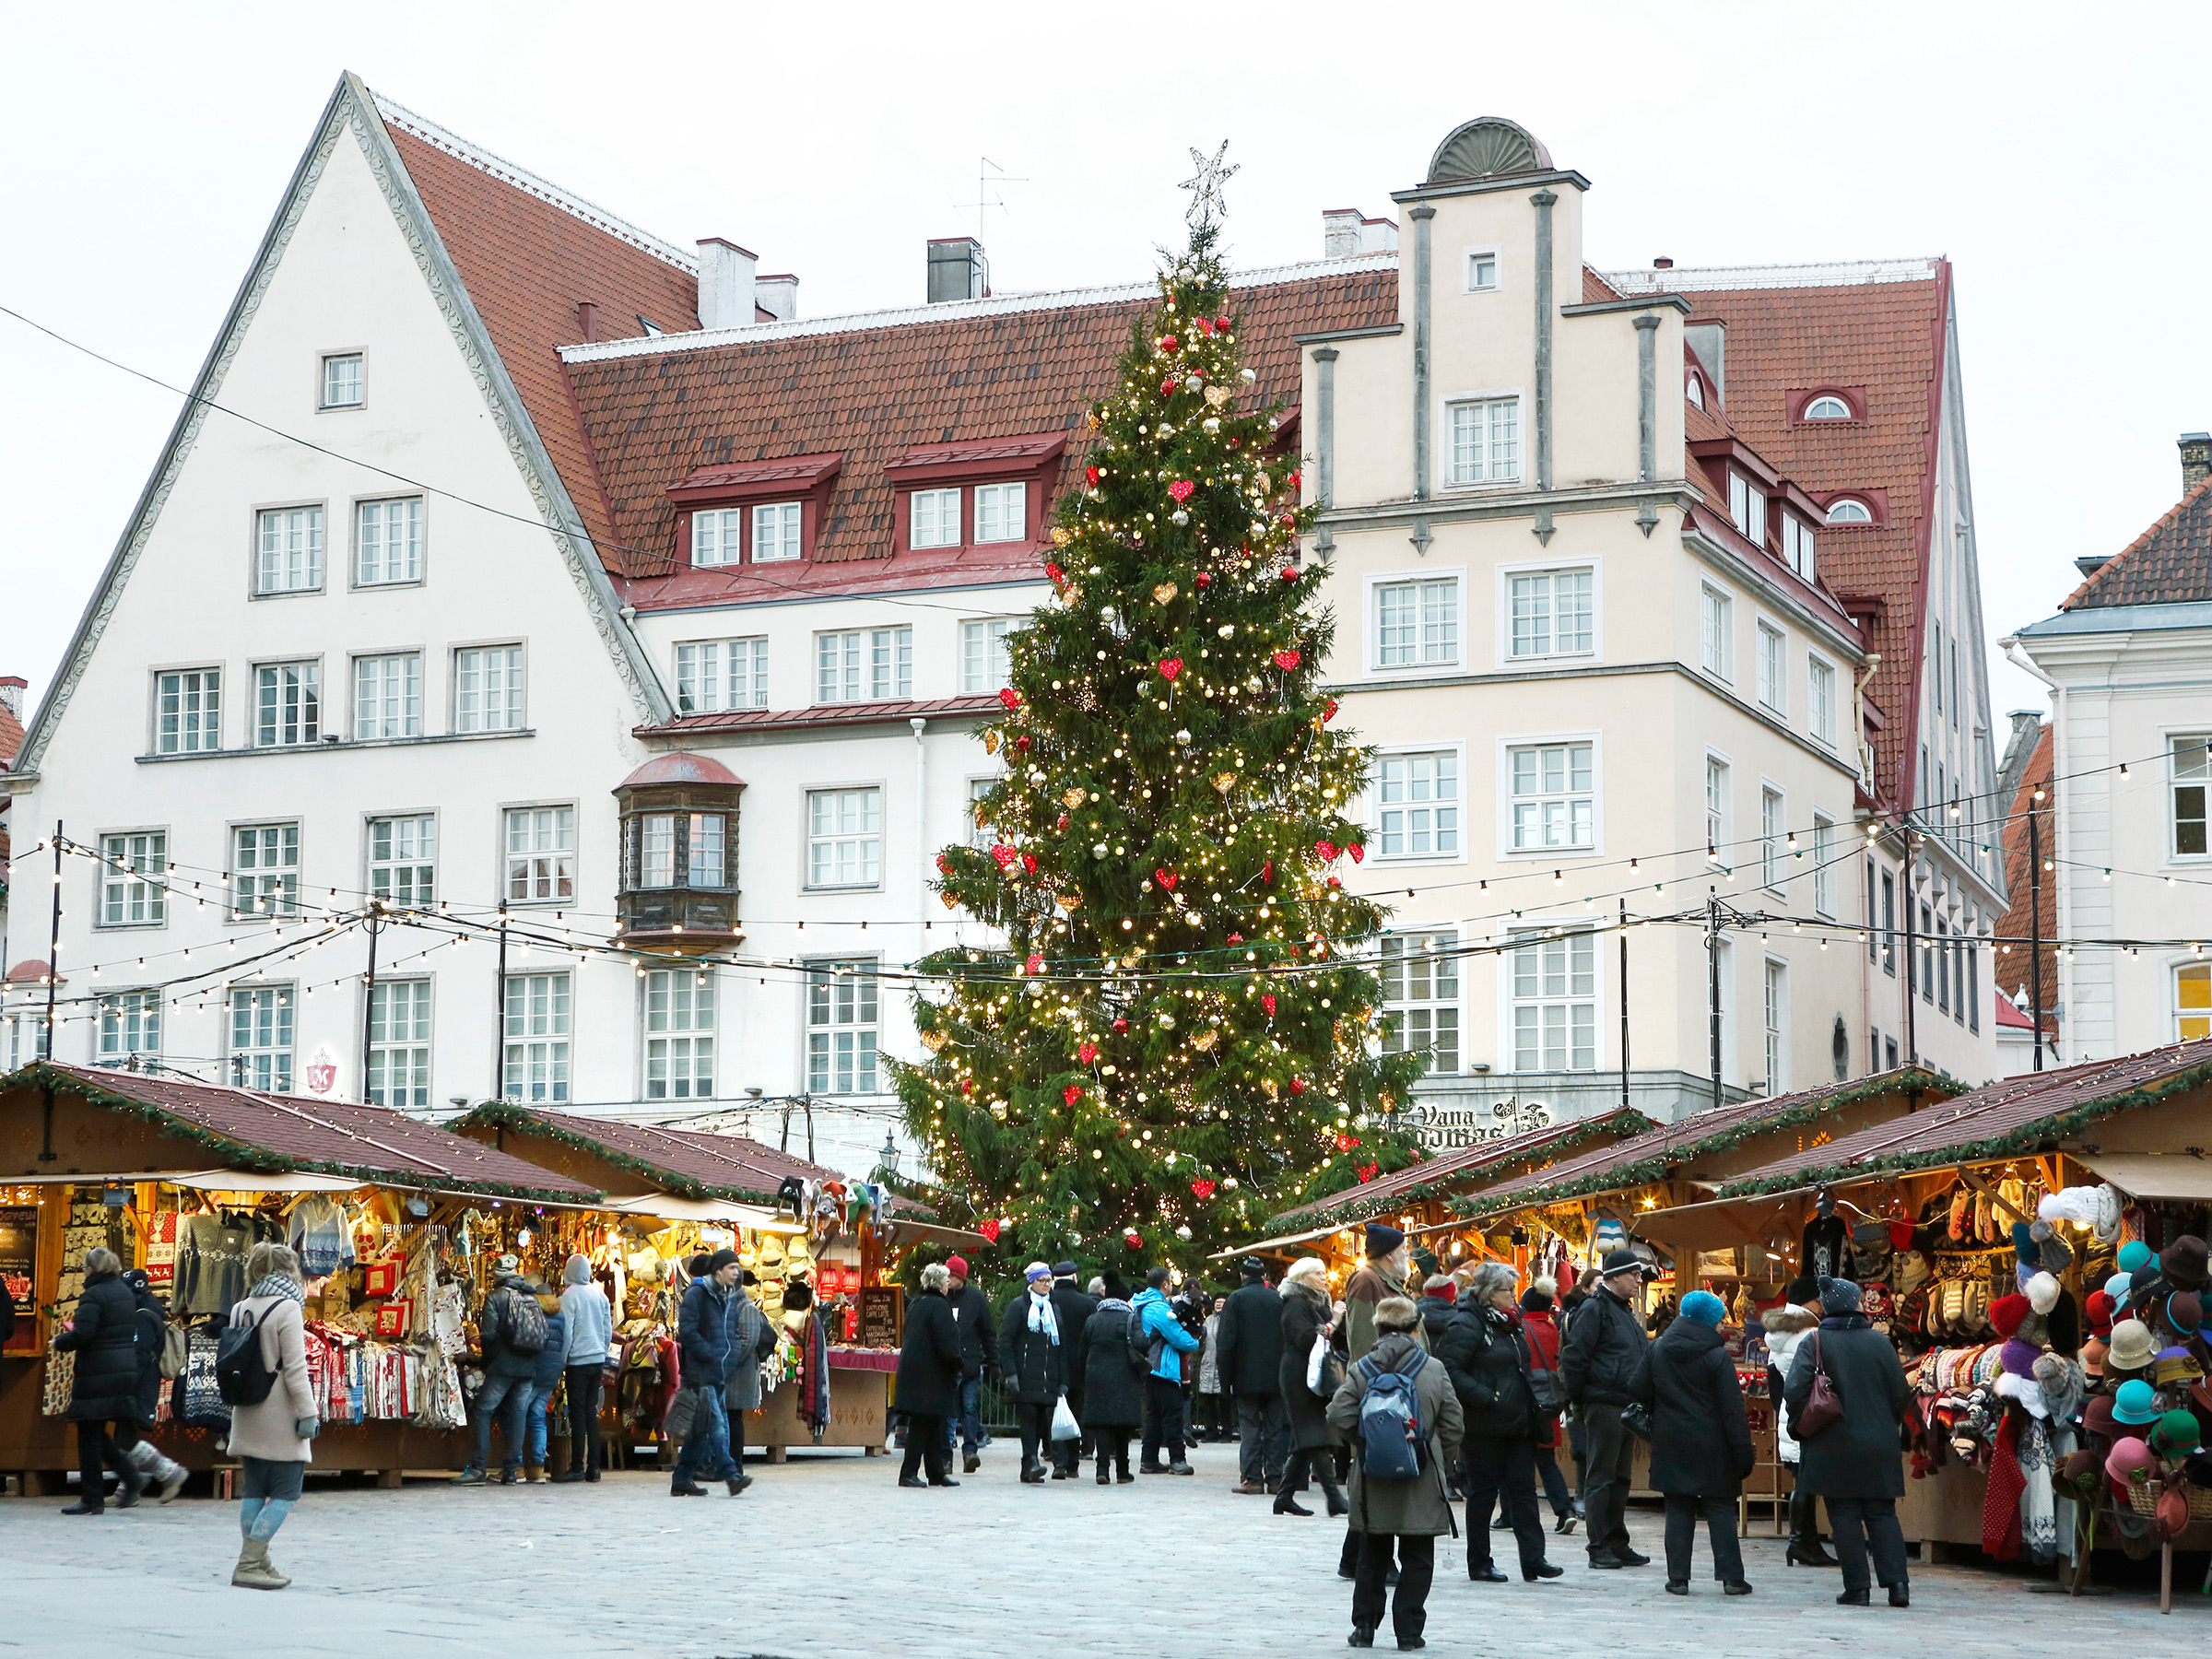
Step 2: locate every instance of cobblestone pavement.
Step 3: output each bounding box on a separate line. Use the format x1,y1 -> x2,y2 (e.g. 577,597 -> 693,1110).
3,1441 -> 2206,1658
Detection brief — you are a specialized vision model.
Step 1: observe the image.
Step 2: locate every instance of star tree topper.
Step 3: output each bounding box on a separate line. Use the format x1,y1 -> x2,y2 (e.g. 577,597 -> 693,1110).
1180,140 -> 1240,227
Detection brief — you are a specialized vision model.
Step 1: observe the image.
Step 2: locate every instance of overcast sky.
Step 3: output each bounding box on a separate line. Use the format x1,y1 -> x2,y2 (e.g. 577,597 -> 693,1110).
5,2 -> 2206,731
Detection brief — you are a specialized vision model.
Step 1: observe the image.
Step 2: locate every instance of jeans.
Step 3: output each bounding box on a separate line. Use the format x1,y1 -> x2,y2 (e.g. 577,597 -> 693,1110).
1535,1441 -> 1573,1514
1664,1493 -> 1746,1584
1236,1394 -> 1290,1486
900,1413 -> 950,1483
940,1375 -> 984,1456
1578,1402 -> 1635,1560
674,1385 -> 739,1488
520,1380 -> 552,1466
1826,1497 -> 1909,1594
1465,1438 -> 1548,1578
1142,1375 -> 1187,1466
566,1364 -> 604,1475
471,1372 -> 531,1476
1351,1533 -> 1434,1641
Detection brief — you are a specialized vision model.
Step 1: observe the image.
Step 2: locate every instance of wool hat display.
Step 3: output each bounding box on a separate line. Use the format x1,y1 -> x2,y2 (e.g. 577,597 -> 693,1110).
2087,1289 -> 2118,1336
2167,1290 -> 2205,1336
2112,1378 -> 2161,1425
945,1255 -> 970,1280
2107,1319 -> 2157,1373
1598,1248 -> 1648,1278
2026,1272 -> 2062,1315
2000,1338 -> 2043,1379
2152,1408 -> 2204,1456
2130,1264 -> 2162,1305
1365,1222 -> 1406,1258
2011,1222 -> 2041,1268
2082,1335 -> 2110,1377
2035,1352 -> 2085,1422
1680,1290 -> 1727,1327
1819,1278 -> 1863,1315
2046,1290 -> 2083,1358
2108,1436 -> 2159,1488
1053,1261 -> 1078,1278
1989,1292 -> 2030,1338
1785,1274 -> 1819,1305
2163,1235 -> 2209,1288
2029,1218 -> 2075,1273
1888,1218 -> 1917,1252
2152,1346 -> 2206,1388
1024,1262 -> 1053,1283
2082,1395 -> 2122,1441
2105,1270 -> 2136,1308
2117,1241 -> 2154,1275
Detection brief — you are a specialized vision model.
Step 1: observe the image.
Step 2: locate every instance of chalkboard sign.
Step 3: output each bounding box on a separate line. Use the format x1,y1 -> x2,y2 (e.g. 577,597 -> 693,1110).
858,1286 -> 901,1349
0,1205 -> 40,1356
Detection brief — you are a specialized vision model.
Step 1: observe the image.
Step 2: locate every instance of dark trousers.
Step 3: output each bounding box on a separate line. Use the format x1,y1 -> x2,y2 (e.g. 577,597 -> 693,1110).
1142,1375 -> 1186,1465
1015,1399 -> 1053,1470
1826,1497 -> 1908,1594
1663,1493 -> 1746,1584
1284,1444 -> 1341,1501
1535,1441 -> 1573,1515
75,1419 -> 140,1502
1578,1402 -> 1635,1560
1089,1426 -> 1131,1474
1788,1484 -> 1824,1545
470,1372 -> 530,1475
1053,1395 -> 1085,1473
900,1413 -> 951,1483
564,1365 -> 603,1475
1236,1393 -> 1289,1486
1465,1438 -> 1548,1577
1352,1532 -> 1434,1641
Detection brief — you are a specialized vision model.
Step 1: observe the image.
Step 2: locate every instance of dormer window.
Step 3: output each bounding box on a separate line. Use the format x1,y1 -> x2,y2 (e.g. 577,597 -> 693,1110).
667,453 -> 842,569
911,489 -> 961,548
1825,498 -> 1874,525
1780,513 -> 1816,580
1686,373 -> 1705,410
975,482 -> 1028,544
884,432 -> 1067,555
752,502 -> 802,561
692,509 -> 744,567
1803,394 -> 1853,420
1728,472 -> 1766,546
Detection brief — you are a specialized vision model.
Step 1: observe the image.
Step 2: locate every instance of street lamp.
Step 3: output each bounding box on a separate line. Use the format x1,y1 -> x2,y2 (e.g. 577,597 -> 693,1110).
877,1131 -> 901,1177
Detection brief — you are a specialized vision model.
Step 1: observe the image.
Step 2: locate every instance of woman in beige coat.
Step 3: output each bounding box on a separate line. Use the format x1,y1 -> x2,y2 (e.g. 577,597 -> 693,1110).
227,1242 -> 321,1590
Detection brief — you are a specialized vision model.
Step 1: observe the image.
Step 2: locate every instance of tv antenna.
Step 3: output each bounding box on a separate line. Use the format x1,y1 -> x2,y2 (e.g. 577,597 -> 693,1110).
965,157 -> 1027,241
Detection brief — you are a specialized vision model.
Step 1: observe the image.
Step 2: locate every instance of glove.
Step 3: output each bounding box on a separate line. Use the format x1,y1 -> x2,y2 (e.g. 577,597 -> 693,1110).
296,1417 -> 322,1441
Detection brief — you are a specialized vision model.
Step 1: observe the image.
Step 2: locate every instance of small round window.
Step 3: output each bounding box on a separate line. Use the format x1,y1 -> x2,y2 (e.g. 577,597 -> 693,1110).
1686,374 -> 1705,410
1803,394 -> 1853,421
1825,498 -> 1873,524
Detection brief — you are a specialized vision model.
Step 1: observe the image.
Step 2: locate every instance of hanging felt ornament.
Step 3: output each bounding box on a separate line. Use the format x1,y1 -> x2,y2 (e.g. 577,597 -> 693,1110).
1063,1085 -> 1083,1106
1158,657 -> 1182,681
1272,650 -> 1301,672
1191,1180 -> 1218,1201
978,1219 -> 1002,1244
997,688 -> 1021,710
1169,480 -> 1195,503
1077,1042 -> 1098,1065
1262,993 -> 1277,1017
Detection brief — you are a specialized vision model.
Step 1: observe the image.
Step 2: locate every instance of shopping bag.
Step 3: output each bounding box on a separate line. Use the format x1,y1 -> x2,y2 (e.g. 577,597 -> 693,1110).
1306,1329 -> 1337,1395
1050,1393 -> 1081,1441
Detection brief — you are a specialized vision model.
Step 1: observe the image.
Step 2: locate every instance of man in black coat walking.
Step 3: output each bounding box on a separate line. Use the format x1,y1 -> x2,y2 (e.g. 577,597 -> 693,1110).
1215,1257 -> 1288,1495
1559,1249 -> 1653,1571
1047,1262 -> 1098,1478
942,1254 -> 996,1473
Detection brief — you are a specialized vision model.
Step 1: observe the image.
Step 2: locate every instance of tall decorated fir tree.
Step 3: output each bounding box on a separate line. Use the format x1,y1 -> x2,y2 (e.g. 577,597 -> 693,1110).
894,161 -> 1423,1266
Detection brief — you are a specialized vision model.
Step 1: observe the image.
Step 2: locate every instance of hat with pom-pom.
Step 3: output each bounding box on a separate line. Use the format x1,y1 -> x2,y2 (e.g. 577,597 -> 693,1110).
1989,1292 -> 2030,1338
2087,1289 -> 2117,1337
2027,1272 -> 2061,1315
1680,1289 -> 1727,1327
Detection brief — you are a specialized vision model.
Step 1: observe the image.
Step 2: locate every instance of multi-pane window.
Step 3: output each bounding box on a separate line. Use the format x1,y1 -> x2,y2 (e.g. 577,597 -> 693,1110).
321,354 -> 363,408
354,653 -> 421,740
973,482 -> 1028,543
368,815 -> 435,908
911,488 -> 960,548
1881,870 -> 1897,975
1808,657 -> 1838,746
1763,960 -> 1789,1092
156,668 -> 221,754
504,806 -> 575,902
1756,622 -> 1785,712
1510,928 -> 1596,1072
1376,578 -> 1458,667
644,968 -> 715,1099
1781,514 -> 1816,580
100,831 -> 166,926
676,638 -> 769,713
1813,817 -> 1837,917
1936,914 -> 1950,1013
1728,473 -> 1764,544
254,661 -> 320,747
961,618 -> 1018,692
806,961 -> 879,1093
256,506 -> 324,594
1761,788 -> 1785,889
1705,758 -> 1730,865
628,812 -> 729,889
807,788 -> 882,887
1375,751 -> 1460,857
1448,397 -> 1520,486
5,1013 -> 49,1069
2179,963 -> 2212,1041
2172,736 -> 2210,857
1507,569 -> 1594,659
1700,586 -> 1732,678
503,972 -> 571,1102
229,987 -> 294,1092
691,508 -> 744,567
453,646 -> 524,733
97,992 -> 160,1066
816,628 -> 912,702
1465,250 -> 1499,290
1866,858 -> 1879,964
968,775 -> 1003,851
1508,742 -> 1594,852
751,501 -> 802,561
1965,916 -> 1980,1033
366,981 -> 431,1109
233,824 -> 300,918
355,497 -> 423,585
1827,499 -> 1873,524
1379,933 -> 1459,1073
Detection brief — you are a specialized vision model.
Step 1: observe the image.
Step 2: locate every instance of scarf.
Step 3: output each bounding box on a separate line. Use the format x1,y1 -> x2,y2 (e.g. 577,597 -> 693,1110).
1096,1297 -> 1133,1315
1027,1288 -> 1060,1345
248,1273 -> 306,1308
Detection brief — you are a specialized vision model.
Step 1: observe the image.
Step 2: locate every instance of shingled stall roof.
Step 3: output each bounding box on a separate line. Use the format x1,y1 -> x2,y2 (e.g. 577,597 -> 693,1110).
1458,1065 -> 1959,1221
1715,1036 -> 2212,1198
0,1063 -> 600,1205
1265,1108 -> 1655,1232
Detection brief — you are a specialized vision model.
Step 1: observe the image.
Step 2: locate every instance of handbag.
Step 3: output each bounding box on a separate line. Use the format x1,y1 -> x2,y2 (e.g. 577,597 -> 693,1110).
1795,1331 -> 1843,1440
1050,1393 -> 1082,1441
1620,1400 -> 1653,1441
1306,1328 -> 1338,1395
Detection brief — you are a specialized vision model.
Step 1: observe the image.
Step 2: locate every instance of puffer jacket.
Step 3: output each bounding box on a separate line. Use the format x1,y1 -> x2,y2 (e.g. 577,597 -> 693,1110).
1435,1302 -> 1537,1441
54,1271 -> 144,1422
1326,1330 -> 1465,1535
996,1288 -> 1067,1404
1132,1287 -> 1199,1382
677,1277 -> 747,1390
1761,1304 -> 1818,1465
1559,1282 -> 1646,1406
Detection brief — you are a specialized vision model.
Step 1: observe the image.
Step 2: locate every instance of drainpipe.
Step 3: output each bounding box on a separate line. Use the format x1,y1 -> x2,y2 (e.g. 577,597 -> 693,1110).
1530,190 -> 1558,493
1634,312 -> 1660,482
1313,346 -> 1338,556
1410,206 -> 1435,502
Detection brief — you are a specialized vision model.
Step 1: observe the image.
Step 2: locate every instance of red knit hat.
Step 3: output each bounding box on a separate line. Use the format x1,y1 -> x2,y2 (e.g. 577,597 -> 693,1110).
1990,1292 -> 2030,1338
2087,1289 -> 2117,1339
945,1255 -> 970,1280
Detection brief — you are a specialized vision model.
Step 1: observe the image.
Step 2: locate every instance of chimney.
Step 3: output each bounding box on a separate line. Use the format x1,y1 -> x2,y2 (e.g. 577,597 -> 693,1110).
697,238 -> 759,331
927,237 -> 989,304
1323,208 -> 1362,259
0,676 -> 23,721
575,300 -> 599,343
755,274 -> 799,323
2182,431 -> 2211,496
1683,319 -> 1726,402
1653,256 -> 1674,269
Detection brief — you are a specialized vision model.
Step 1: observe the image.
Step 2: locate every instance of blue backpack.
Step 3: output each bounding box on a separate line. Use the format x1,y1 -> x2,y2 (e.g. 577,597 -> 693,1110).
1353,1355 -> 1426,1480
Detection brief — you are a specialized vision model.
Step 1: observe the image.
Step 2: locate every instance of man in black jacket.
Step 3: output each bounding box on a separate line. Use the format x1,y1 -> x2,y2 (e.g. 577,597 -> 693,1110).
1559,1249 -> 1653,1570
1047,1263 -> 1098,1478
1215,1258 -> 1288,1495
942,1255 -> 996,1474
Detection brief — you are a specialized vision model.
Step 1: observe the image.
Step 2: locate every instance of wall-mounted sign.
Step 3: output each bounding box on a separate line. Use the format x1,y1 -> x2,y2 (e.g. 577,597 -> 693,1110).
303,1044 -> 340,1099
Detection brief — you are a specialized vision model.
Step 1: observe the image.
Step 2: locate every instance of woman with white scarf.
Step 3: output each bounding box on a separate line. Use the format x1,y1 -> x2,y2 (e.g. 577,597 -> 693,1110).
225,1242 -> 323,1590
997,1262 -> 1069,1484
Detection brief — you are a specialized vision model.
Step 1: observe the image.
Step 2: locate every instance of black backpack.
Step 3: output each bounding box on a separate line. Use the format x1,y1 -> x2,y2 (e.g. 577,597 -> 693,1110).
1125,1305 -> 1160,1375
215,1303 -> 279,1406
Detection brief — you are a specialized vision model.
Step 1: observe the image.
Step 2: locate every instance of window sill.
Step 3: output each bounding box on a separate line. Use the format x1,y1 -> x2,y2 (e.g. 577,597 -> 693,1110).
351,579 -> 426,593
249,588 -> 327,601
803,885 -> 885,895
1368,661 -> 1464,677
1499,846 -> 1597,860
136,729 -> 534,763
91,922 -> 167,933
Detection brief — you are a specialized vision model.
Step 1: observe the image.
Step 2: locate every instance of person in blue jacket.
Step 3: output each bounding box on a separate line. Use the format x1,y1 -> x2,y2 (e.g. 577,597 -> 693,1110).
1132,1265 -> 1201,1475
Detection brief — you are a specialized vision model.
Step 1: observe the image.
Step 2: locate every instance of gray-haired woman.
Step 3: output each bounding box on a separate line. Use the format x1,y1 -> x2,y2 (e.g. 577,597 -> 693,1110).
53,1247 -> 146,1513
226,1242 -> 322,1589
1435,1261 -> 1562,1583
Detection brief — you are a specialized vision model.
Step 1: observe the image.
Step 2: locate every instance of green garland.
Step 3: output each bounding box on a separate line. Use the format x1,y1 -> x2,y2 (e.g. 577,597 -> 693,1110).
448,1100 -> 781,1206
1716,1054 -> 2212,1198
3,1061 -> 598,1206
1263,1108 -> 1656,1233
1453,1066 -> 1962,1222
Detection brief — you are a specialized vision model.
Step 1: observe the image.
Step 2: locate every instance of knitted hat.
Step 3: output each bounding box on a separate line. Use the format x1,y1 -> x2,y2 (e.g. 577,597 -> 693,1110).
1598,1248 -> 1646,1278
2087,1289 -> 2118,1337
2047,1289 -> 2083,1358
2112,1378 -> 2161,1425
2000,1338 -> 2042,1378
1519,1283 -> 1555,1312
1989,1292 -> 2030,1338
2107,1319 -> 2157,1373
2029,1218 -> 2075,1274
495,1253 -> 520,1275
2035,1352 -> 2085,1423
1411,1247 -> 1440,1278
1888,1218 -> 1917,1252
2026,1272 -> 2062,1315
1785,1274 -> 1819,1305
1680,1290 -> 1727,1327
2012,1221 -> 2040,1268
1365,1222 -> 1406,1258
2163,1235 -> 2209,1288
2154,1408 -> 2205,1456
945,1255 -> 970,1280
1819,1278 -> 1863,1316
704,1247 -> 740,1275
2118,1241 -> 2155,1275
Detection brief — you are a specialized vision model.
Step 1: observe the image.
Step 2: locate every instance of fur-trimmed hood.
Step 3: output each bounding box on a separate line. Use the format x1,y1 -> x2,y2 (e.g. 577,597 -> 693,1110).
1762,1305 -> 1819,1335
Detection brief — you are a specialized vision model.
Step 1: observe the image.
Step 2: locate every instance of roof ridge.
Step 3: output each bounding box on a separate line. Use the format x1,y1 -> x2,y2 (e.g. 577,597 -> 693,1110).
1600,257 -> 1940,293
562,252 -> 1399,365
370,88 -> 698,275
2062,471 -> 2212,608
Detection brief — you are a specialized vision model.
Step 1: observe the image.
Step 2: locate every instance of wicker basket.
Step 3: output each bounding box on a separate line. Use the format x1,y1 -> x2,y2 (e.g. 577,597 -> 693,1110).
2125,1479 -> 2212,1521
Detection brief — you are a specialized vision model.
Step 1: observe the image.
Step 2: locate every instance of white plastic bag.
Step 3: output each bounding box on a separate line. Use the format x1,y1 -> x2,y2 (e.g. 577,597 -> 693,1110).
1306,1329 -> 1334,1394
1050,1393 -> 1081,1441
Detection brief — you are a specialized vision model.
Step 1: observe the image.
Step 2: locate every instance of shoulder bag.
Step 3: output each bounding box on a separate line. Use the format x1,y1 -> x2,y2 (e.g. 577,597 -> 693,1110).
1795,1330 -> 1843,1440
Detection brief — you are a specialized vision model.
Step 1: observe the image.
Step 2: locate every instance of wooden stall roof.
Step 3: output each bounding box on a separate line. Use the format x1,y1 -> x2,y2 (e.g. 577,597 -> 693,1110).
1459,1065 -> 1959,1220
0,1062 -> 601,1205
1716,1038 -> 2212,1197
1265,1108 -> 1657,1232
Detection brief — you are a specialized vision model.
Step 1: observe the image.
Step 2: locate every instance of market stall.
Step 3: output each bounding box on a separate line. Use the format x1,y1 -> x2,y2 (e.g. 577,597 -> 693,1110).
0,1061 -> 604,1492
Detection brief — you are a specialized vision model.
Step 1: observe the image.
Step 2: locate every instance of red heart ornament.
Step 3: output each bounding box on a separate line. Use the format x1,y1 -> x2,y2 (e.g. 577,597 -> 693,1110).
935,853 -> 953,875
1084,467 -> 1100,488
1154,869 -> 1177,889
1063,1085 -> 1082,1106
1190,1180 -> 1218,1201
1262,993 -> 1277,1017
1348,843 -> 1365,865
1324,699 -> 1339,722
1314,840 -> 1337,863
1357,1163 -> 1378,1182
997,688 -> 1020,710
1158,658 -> 1182,681
1077,1042 -> 1098,1065
1169,480 -> 1195,503
991,843 -> 1018,869
1288,470 -> 1302,489
1025,954 -> 1042,974
978,1218 -> 1001,1243
1272,649 -> 1300,672
1021,853 -> 1037,874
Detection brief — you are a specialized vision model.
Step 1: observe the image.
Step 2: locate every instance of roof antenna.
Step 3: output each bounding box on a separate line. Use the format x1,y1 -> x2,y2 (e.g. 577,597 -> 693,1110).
966,157 -> 1026,241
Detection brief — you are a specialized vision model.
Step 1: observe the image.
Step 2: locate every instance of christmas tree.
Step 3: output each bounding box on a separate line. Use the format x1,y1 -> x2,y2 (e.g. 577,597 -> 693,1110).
894,163 -> 1424,1266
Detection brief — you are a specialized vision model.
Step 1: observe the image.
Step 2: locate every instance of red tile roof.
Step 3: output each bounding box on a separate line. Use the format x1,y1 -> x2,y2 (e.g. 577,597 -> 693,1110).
1995,724 -> 2057,1022
2063,476 -> 2212,609
453,1100 -> 867,1203
641,692 -> 1001,739
1994,987 -> 2036,1031
1581,265 -> 1622,304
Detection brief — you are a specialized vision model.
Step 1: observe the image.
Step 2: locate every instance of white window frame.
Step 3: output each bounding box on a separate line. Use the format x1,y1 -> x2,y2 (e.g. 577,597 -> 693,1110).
1812,815 -> 1837,918
1371,745 -> 1465,863
1704,751 -> 1733,869
1462,246 -> 1502,293
910,488 -> 961,548
1686,372 -> 1706,410
452,644 -> 524,734
676,637 -> 770,713
353,652 -> 422,741
319,352 -> 363,410
1825,498 -> 1874,525
1380,931 -> 1460,1074
1699,584 -> 1734,682
1780,513 -> 1816,580
1497,559 -> 1599,664
254,504 -> 324,595
1802,394 -> 1852,421
643,967 -> 715,1100
253,659 -> 321,748
1502,922 -> 1600,1076
2178,960 -> 2212,1042
1442,393 -> 1524,488
1760,784 -> 1786,892
503,971 -> 571,1103
691,507 -> 745,568
1807,653 -> 1839,747
229,985 -> 295,1093
806,785 -> 884,889
806,959 -> 880,1095
154,666 -> 221,755
960,618 -> 1019,693
816,628 -> 913,703
232,821 -> 300,920
972,481 -> 1029,545
365,979 -> 432,1110
98,830 -> 167,929
1727,473 -> 1765,546
97,990 -> 161,1068
751,500 -> 802,562
1755,618 -> 1786,713
503,804 -> 575,905
354,496 -> 424,586
1762,957 -> 1791,1094
1497,732 -> 1602,859
1367,569 -> 1465,674
367,814 -> 436,909
2170,734 -> 2211,862
966,774 -> 1004,852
